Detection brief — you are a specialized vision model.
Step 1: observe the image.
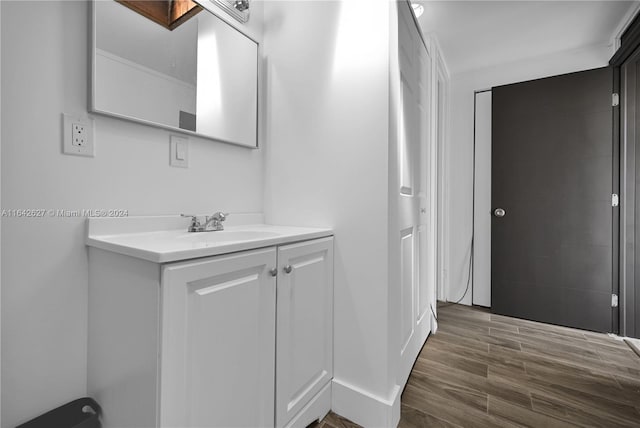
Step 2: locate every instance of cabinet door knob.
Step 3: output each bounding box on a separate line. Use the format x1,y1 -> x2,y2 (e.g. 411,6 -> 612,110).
269,268 -> 277,277
283,265 -> 293,274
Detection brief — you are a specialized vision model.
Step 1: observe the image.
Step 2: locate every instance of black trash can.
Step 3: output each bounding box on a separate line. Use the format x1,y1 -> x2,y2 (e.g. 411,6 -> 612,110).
16,398 -> 101,428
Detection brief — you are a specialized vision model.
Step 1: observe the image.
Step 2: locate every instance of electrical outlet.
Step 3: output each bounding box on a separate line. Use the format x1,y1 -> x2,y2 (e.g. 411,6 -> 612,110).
63,114 -> 95,157
72,123 -> 87,147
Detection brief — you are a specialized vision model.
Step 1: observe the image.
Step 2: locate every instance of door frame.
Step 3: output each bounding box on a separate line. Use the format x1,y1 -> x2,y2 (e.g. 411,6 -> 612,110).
435,50 -> 449,307
472,89 -> 492,308
609,2 -> 640,338
608,67 -> 621,335
619,52 -> 638,337
612,64 -> 621,336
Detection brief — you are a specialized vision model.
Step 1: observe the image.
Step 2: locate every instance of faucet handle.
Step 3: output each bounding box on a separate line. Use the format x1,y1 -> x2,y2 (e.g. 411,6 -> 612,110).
181,213 -> 198,221
180,214 -> 201,232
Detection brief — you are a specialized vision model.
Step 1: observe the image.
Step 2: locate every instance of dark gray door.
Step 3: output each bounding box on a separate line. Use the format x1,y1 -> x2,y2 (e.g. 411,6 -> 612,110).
491,67 -> 614,333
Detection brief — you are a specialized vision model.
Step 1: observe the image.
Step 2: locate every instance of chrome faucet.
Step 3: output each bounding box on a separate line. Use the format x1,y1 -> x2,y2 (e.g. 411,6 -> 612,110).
203,212 -> 228,231
181,212 -> 229,232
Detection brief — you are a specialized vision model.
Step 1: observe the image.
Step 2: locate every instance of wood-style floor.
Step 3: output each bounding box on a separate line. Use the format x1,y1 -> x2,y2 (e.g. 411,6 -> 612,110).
317,304 -> 640,428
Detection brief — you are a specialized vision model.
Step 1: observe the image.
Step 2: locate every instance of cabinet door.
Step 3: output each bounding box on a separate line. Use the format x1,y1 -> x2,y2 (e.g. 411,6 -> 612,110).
160,248 -> 276,428
276,237 -> 333,428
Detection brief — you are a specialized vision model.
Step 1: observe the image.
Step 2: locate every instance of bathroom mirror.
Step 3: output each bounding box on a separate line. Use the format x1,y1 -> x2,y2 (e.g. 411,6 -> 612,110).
91,0 -> 259,148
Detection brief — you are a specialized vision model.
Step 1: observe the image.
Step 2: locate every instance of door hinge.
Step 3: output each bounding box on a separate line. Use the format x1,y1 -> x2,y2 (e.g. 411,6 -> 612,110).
612,193 -> 619,207
613,93 -> 620,107
612,294 -> 619,308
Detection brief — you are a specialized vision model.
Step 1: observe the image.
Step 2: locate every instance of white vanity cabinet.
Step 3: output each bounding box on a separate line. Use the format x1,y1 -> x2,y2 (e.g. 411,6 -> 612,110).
87,233 -> 333,428
276,238 -> 333,428
160,248 -> 277,428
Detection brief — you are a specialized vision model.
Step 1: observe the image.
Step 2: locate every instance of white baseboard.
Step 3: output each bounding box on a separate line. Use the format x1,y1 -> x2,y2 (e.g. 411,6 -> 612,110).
331,379 -> 401,427
431,311 -> 438,333
284,382 -> 331,428
624,337 -> 640,357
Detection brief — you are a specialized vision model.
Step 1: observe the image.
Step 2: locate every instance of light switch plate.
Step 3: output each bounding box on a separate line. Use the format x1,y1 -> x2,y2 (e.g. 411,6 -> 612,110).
62,114 -> 95,157
170,135 -> 189,168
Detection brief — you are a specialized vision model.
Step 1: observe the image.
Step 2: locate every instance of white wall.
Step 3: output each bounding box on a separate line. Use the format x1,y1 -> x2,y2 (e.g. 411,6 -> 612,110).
446,43 -> 612,305
262,0 -> 396,425
0,1 -> 3,425
0,2 -> 263,427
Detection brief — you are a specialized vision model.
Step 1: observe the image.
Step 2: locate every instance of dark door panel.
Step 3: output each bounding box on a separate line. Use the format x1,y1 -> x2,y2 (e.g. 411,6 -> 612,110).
491,67 -> 613,333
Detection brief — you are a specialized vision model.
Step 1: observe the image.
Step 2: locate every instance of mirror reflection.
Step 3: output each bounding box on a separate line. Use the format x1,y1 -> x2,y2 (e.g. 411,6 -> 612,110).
92,0 -> 258,147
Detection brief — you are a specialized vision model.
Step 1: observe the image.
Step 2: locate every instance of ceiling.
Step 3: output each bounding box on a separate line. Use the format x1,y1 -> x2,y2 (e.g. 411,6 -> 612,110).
417,1 -> 638,75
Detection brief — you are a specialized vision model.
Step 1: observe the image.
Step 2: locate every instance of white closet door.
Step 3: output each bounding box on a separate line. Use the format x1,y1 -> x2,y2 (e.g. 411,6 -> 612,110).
397,0 -> 433,385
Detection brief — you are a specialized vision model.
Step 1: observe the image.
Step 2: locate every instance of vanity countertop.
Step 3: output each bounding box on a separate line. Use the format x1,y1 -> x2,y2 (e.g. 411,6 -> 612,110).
86,215 -> 333,263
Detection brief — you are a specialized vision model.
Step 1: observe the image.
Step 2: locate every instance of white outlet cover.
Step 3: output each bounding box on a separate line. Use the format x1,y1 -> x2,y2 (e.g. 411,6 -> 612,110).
62,113 -> 95,157
170,135 -> 189,168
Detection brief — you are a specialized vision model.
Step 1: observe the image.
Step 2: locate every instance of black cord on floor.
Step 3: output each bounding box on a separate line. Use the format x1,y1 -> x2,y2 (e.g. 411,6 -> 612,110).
431,238 -> 473,322
432,236 -> 474,324
439,236 -> 474,310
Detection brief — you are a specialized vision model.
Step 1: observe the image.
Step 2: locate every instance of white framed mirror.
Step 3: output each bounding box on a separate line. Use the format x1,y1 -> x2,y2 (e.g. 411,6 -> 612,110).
90,0 -> 259,148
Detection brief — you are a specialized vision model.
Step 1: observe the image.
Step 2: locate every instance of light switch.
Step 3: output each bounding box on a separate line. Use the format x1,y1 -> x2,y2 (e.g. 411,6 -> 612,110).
176,142 -> 186,161
170,135 -> 188,168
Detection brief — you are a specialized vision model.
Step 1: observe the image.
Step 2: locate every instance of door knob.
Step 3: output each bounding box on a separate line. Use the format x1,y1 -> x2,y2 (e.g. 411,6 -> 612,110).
283,265 -> 293,274
494,208 -> 506,218
269,268 -> 277,277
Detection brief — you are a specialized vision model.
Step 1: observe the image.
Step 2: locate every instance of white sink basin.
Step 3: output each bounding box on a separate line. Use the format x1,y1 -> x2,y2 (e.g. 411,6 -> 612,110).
176,230 -> 282,243
86,217 -> 333,263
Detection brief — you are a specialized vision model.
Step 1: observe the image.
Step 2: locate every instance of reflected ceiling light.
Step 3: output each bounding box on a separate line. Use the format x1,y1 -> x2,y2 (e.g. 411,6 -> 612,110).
234,0 -> 249,12
209,0 -> 250,23
412,3 -> 424,18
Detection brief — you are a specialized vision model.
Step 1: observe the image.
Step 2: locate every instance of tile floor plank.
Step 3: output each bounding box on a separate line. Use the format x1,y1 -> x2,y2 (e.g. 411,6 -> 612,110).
420,337 -> 526,374
403,384 -> 517,428
426,329 -> 490,353
412,357 -> 532,409
418,346 -> 489,378
530,392 -> 639,428
437,311 -> 520,333
488,396 -> 577,428
489,328 -> 603,361
438,323 -> 523,351
489,313 -> 587,339
398,404 -> 461,428
407,369 -> 489,414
